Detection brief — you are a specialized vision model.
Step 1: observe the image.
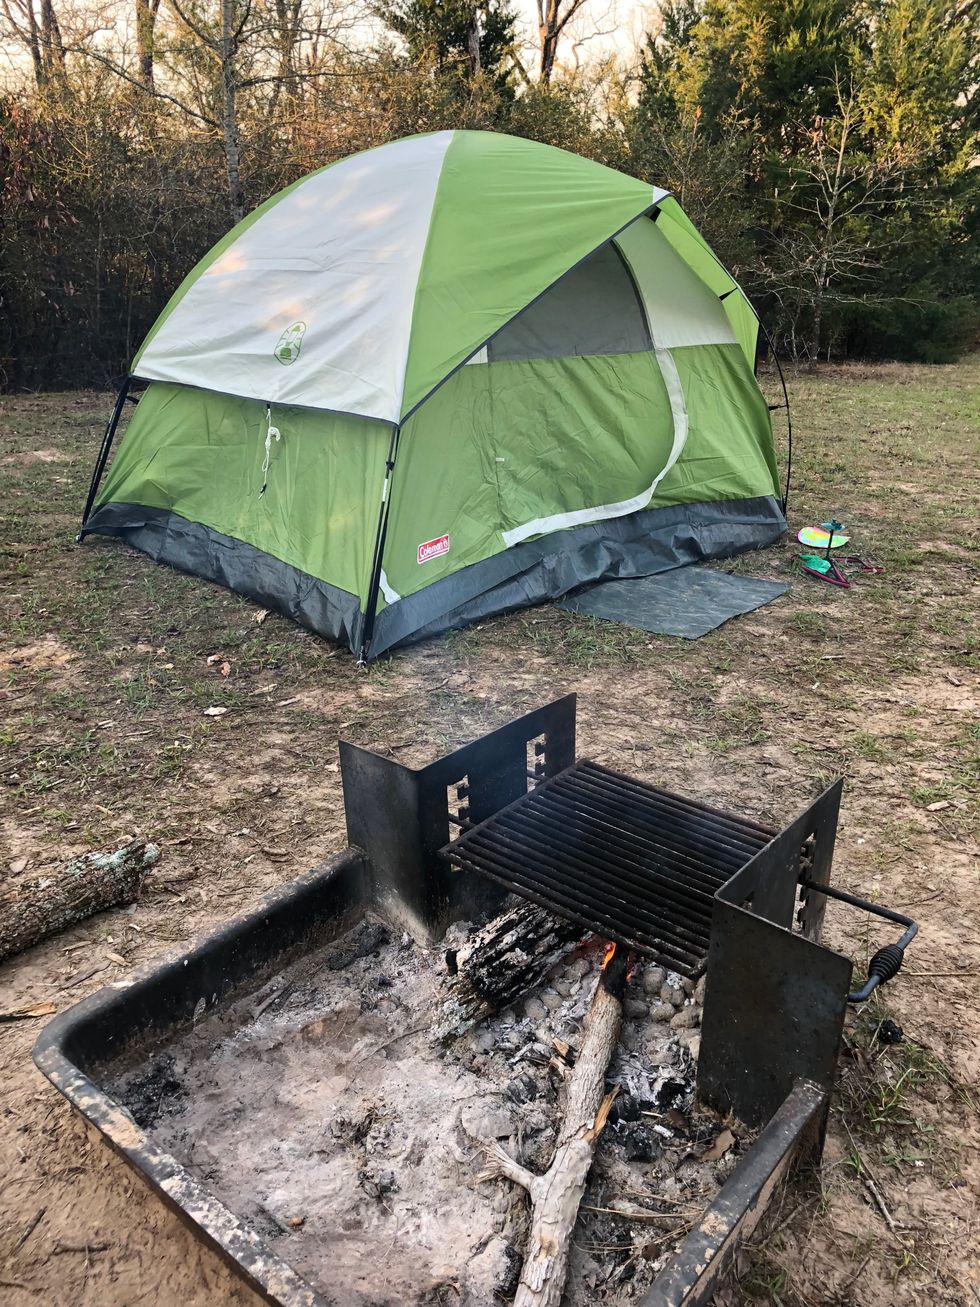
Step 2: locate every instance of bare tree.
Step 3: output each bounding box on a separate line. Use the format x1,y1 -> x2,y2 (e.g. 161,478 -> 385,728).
536,0 -> 590,82
766,74 -> 912,362
1,0 -> 65,87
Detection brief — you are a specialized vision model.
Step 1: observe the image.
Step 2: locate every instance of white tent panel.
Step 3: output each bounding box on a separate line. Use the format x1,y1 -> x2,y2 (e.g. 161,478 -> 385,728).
615,221 -> 737,350
135,132 -> 454,423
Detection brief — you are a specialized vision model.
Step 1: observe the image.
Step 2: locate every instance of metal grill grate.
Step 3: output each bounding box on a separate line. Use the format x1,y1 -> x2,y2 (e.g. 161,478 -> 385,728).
440,759 -> 774,976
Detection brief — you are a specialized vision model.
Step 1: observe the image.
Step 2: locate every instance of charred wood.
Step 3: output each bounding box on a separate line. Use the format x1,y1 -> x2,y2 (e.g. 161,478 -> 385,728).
436,901 -> 583,1040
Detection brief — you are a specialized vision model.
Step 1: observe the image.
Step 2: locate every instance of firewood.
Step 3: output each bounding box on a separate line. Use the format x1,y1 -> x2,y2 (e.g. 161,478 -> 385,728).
437,901 -> 583,1040
480,947 -> 632,1307
0,840 -> 159,963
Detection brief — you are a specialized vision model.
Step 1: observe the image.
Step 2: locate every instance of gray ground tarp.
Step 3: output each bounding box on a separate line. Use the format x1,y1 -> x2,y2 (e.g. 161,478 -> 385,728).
558,566 -> 790,638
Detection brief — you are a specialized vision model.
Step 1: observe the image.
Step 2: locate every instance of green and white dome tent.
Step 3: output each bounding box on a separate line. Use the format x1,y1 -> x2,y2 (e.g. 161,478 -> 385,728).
80,130 -> 789,660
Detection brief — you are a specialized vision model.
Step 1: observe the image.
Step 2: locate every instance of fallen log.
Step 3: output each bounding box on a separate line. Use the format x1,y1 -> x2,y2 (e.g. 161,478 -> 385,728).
481,945 -> 632,1307
0,840 -> 159,964
437,900 -> 584,1040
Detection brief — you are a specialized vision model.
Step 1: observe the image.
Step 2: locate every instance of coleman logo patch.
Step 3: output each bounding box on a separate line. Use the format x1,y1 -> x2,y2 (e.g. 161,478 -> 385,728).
274,321 -> 306,366
418,534 -> 450,564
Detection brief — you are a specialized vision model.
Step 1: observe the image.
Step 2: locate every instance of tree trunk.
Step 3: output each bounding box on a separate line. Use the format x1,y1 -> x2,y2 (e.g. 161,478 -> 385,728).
135,0 -> 161,88
24,0 -> 46,89
481,947 -> 632,1307
268,0 -> 301,121
810,247 -> 828,369
220,0 -> 244,224
538,0 -> 558,82
437,901 -> 583,1040
0,840 -> 159,964
467,5 -> 481,76
38,0 -> 65,79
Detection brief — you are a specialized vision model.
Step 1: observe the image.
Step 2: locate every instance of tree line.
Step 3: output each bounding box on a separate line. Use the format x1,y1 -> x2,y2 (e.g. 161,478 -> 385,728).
1,0 -> 977,390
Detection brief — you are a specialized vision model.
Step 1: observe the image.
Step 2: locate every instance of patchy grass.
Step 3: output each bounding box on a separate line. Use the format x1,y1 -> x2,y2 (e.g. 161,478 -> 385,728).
1,359 -> 979,1307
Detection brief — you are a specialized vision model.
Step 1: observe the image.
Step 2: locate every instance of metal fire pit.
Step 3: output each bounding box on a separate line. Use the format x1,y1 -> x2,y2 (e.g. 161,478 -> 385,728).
33,695 -> 913,1307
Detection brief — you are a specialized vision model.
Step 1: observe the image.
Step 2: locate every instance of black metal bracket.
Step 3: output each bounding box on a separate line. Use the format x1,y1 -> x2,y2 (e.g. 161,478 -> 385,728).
339,695 -> 576,941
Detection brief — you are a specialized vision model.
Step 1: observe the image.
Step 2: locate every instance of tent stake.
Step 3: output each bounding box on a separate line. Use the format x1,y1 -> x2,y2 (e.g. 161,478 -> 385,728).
78,377 -> 130,540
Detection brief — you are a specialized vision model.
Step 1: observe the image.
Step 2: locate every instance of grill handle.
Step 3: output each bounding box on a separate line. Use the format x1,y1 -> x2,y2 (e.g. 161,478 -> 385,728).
799,879 -> 918,1003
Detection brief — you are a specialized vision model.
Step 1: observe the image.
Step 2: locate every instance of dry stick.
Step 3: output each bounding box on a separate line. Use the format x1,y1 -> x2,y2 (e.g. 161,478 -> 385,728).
481,947 -> 632,1307
581,1203 -> 695,1224
905,970 -> 978,978
14,1207 -> 46,1252
837,1251 -> 872,1298
862,1175 -> 898,1233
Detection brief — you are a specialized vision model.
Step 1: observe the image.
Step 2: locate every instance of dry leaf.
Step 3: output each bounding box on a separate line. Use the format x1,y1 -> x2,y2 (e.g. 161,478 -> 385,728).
926,800 -> 951,812
0,1001 -> 58,1022
254,608 -> 270,625
106,951 -> 128,966
203,706 -> 229,717
206,652 -> 224,666
700,1128 -> 735,1163
665,1108 -> 688,1135
219,661 -> 232,678
286,1215 -> 305,1228
9,856 -> 29,875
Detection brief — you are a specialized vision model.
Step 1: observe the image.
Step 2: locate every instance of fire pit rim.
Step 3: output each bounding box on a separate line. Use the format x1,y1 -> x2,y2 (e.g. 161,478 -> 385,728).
32,848 -> 367,1307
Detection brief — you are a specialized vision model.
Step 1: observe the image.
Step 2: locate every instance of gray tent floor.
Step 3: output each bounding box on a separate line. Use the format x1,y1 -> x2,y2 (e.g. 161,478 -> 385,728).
557,565 -> 790,639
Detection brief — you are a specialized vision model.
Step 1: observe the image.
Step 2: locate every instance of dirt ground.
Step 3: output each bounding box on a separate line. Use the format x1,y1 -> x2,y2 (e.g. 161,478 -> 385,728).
1,358 -> 978,1305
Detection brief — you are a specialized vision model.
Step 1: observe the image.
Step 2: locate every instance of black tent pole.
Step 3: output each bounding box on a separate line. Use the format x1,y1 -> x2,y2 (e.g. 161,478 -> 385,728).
755,319 -> 794,516
78,375 -> 131,541
357,424 -> 401,665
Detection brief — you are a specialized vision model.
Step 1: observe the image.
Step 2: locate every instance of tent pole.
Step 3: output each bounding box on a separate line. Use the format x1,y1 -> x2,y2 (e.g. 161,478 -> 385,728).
755,319 -> 793,516
357,425 -> 401,665
78,376 -> 131,541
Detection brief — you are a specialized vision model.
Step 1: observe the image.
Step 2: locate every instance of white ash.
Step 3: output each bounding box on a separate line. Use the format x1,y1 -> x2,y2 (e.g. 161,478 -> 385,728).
108,919 -> 743,1306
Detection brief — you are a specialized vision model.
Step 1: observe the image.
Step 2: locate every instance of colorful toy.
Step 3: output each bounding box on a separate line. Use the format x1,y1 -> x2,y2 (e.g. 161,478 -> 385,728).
842,555 -> 885,574
798,525 -> 850,549
799,552 -> 850,586
799,519 -> 852,587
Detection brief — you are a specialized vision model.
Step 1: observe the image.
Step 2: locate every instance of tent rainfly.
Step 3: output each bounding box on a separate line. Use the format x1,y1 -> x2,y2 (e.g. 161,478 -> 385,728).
80,130 -> 790,660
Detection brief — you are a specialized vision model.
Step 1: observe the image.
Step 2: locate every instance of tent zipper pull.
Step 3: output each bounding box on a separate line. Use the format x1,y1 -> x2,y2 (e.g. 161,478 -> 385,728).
260,404 -> 281,495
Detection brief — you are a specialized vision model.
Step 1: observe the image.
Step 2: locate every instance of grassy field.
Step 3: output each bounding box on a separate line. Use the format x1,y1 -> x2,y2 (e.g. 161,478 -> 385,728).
1,358 -> 978,1305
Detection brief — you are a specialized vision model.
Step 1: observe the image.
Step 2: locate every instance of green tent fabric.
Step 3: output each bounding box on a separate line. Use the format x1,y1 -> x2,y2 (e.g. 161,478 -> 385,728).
82,130 -> 786,659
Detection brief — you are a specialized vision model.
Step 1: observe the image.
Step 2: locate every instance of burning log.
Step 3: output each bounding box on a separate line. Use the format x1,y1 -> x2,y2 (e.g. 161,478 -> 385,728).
0,839 -> 159,964
480,944 -> 632,1307
437,901 -> 583,1040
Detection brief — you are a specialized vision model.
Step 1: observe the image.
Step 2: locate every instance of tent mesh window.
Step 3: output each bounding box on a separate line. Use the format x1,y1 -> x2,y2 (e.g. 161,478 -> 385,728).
486,243 -> 652,363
